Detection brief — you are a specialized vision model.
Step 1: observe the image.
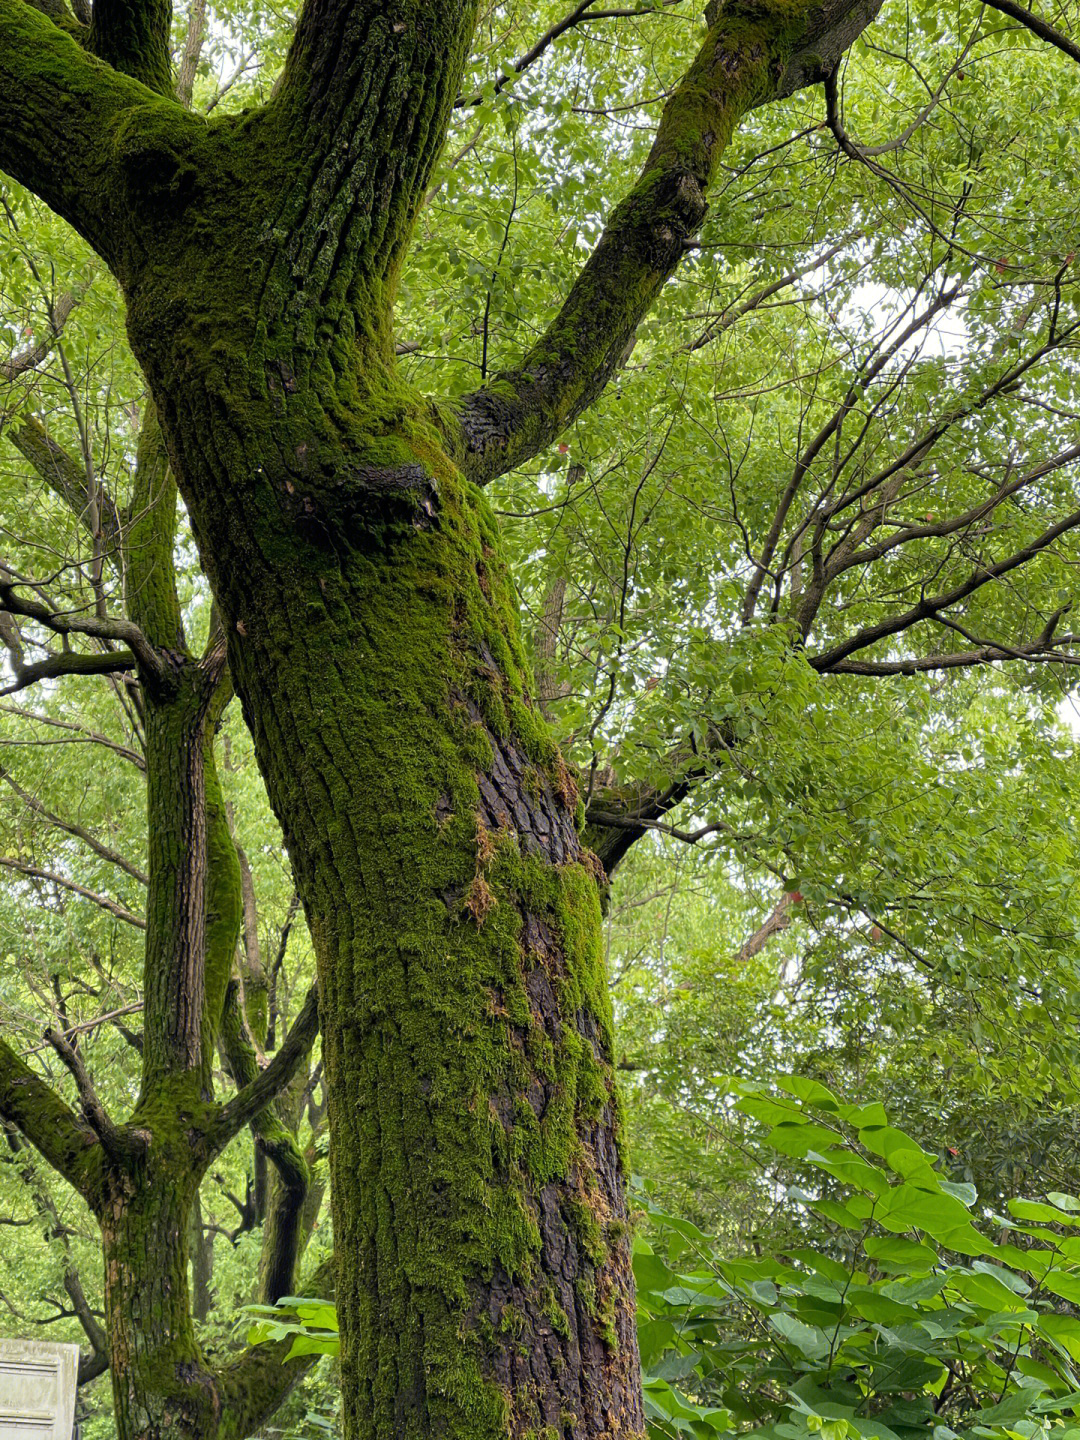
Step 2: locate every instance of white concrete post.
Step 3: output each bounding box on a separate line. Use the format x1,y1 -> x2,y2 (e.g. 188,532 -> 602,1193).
0,1339 -> 79,1439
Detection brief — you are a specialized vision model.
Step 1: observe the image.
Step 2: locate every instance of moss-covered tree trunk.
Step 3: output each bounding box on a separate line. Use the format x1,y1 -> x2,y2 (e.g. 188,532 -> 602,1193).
100,1156 -> 214,1439
267,495 -> 639,1435
0,0 -> 883,1430
148,389 -> 644,1433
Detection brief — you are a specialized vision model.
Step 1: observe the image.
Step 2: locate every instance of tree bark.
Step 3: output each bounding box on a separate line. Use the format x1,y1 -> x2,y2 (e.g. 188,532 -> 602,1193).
170,429 -> 643,1436
100,1157 -> 216,1439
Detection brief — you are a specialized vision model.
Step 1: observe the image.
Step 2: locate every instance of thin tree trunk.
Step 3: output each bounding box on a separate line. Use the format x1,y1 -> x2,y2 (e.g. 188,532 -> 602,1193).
101,1161 -> 216,1439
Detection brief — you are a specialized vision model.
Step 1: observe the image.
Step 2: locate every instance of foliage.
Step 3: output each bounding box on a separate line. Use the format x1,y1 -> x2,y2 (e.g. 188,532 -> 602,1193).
246,1079 -> 1080,1440
635,1079 -> 1080,1440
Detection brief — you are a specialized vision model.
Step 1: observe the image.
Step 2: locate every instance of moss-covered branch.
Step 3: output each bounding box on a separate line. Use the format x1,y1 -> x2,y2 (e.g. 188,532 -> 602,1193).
256,0 -> 481,341
448,0 -> 881,485
0,580 -> 167,686
0,1 -> 158,262
0,1039 -> 103,1203
212,985 -> 319,1156
88,0 -> 174,96
125,403 -> 185,652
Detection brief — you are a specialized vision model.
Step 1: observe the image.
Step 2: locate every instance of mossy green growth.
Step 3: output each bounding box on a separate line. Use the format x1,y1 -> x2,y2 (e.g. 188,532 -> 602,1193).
215,400 -> 630,1433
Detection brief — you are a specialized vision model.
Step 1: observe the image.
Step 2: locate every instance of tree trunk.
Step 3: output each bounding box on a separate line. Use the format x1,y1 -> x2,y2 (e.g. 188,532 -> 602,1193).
191,1191 -> 215,1324
100,1157 -> 218,1439
148,373 -> 645,1434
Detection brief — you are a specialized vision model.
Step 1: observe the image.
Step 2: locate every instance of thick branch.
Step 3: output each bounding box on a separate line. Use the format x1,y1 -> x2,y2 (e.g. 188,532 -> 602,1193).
0,648 -> 138,696
0,1041 -> 101,1201
449,0 -> 882,485
87,0 -> 173,95
0,3 -> 154,261
981,0 -> 1080,66
219,977 -> 310,1301
210,984 -> 319,1155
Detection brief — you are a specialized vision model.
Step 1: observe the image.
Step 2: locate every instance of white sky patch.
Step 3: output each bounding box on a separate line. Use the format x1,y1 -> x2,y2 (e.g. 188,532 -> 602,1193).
843,280 -> 972,360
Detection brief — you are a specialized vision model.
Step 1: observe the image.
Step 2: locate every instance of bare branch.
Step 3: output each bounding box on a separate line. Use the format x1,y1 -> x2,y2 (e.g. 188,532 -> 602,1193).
0,293 -> 81,382
981,0 -> 1080,67
0,856 -> 146,928
44,1028 -> 143,1167
0,766 -> 148,884
810,499 -> 1080,672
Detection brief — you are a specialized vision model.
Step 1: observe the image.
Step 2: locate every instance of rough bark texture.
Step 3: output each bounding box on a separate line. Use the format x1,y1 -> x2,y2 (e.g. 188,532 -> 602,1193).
155,416 -> 644,1434
0,397 -> 321,1438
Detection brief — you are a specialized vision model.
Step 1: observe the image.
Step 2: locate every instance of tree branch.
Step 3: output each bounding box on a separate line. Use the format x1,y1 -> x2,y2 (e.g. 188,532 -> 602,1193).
215,1256 -> 335,1438
583,723 -> 734,875
683,239 -> 851,353
0,1041 -> 102,1202
0,581 -> 167,687
7,416 -> 122,557
448,0 -> 883,485
809,502 -> 1080,672
0,765 -> 148,884
0,2 -> 156,262
210,984 -> 319,1156
44,1028 -> 144,1167
0,855 -> 146,928
219,977 -> 310,1301
176,0 -> 207,107
0,292 -> 81,381
981,0 -> 1080,67
2,1125 -> 109,1380
0,700 -> 145,768
0,648 -> 138,696
456,0 -> 681,108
